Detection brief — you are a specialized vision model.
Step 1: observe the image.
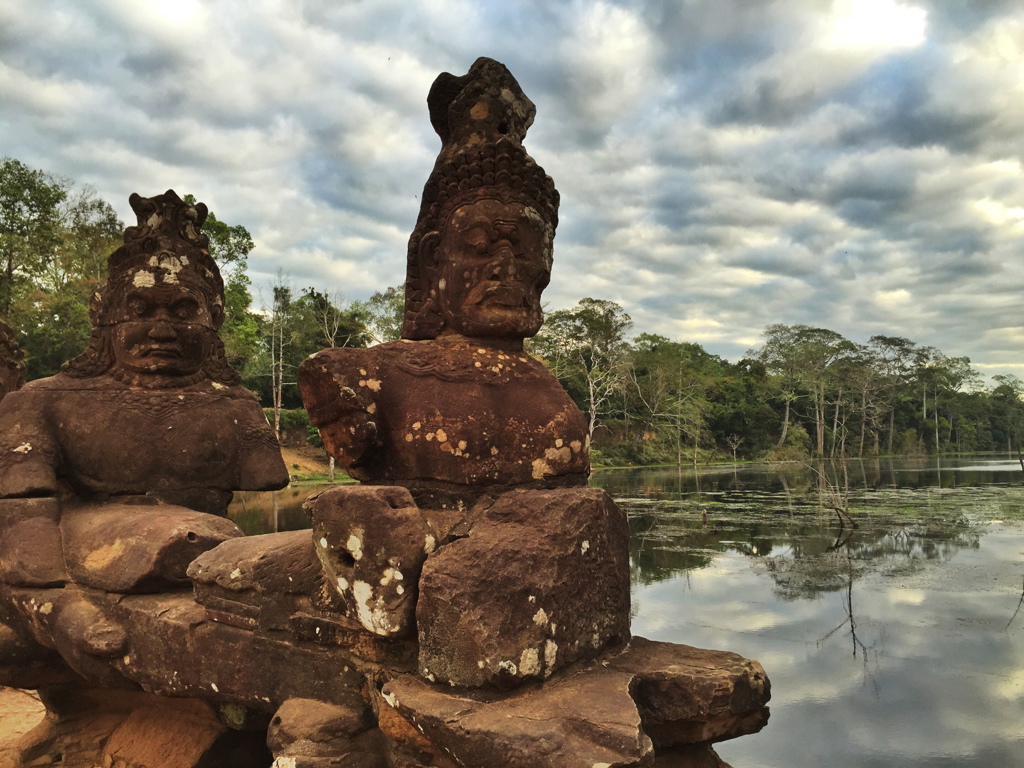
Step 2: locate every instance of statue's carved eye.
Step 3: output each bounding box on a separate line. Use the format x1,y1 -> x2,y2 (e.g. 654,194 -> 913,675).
173,301 -> 198,320
129,300 -> 147,317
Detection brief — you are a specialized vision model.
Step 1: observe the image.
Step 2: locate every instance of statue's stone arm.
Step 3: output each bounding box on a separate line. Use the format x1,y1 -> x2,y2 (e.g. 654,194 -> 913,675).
0,391 -> 60,499
297,348 -> 382,479
231,391 -> 292,491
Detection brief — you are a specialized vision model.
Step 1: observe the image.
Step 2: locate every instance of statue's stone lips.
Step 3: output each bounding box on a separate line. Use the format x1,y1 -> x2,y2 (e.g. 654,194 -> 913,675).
479,283 -> 529,307
139,344 -> 182,358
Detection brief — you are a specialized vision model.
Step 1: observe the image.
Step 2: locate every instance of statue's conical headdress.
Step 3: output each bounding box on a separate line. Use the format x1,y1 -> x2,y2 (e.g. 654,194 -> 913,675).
402,58 -> 560,339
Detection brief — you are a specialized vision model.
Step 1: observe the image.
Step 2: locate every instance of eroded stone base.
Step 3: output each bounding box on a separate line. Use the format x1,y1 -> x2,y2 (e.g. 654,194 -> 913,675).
377,636 -> 769,768
2,686 -> 271,768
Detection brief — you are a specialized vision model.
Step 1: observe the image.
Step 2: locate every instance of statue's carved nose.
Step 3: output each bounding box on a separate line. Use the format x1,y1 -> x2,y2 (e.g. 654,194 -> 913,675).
148,321 -> 177,340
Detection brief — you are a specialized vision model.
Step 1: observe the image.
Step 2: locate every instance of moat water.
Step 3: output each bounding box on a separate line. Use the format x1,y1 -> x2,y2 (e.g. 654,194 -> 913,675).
229,457 -> 1024,768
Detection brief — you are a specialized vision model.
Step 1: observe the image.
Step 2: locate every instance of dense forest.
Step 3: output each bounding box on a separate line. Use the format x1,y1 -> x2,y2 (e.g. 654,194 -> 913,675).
4,158 -> 1022,465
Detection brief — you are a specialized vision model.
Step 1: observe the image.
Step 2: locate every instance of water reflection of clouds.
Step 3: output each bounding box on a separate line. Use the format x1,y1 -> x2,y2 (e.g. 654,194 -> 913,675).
619,461 -> 1024,767
884,587 -> 926,605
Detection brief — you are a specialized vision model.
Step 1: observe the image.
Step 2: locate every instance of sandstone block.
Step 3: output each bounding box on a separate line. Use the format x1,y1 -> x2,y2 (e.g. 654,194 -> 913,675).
61,502 -> 243,593
416,486 -> 630,687
304,486 -> 432,639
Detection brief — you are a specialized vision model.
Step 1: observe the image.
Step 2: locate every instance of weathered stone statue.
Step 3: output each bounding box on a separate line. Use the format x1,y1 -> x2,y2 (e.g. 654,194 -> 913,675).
0,191 -> 289,765
299,63 -> 588,509
0,191 -> 288,513
298,59 -> 629,686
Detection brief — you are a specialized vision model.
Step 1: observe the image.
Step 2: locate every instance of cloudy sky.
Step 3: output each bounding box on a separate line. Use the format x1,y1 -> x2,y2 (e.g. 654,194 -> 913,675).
2,0 -> 1022,380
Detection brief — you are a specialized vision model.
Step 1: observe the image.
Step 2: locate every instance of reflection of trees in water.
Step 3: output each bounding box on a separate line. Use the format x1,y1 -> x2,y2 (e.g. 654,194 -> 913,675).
228,486 -> 323,534
814,555 -> 881,692
623,475 -> 986,591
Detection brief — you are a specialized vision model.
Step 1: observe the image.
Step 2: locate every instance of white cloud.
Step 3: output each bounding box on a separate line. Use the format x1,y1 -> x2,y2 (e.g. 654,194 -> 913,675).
1,0 -> 1022,381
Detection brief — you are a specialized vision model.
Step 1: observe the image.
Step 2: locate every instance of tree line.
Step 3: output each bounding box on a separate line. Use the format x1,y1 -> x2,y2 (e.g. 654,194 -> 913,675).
531,300 -> 1024,464
4,158 -> 1021,465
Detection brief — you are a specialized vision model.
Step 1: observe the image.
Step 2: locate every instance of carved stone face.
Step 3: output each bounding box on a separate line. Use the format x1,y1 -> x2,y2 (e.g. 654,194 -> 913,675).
110,282 -> 216,378
434,198 -> 552,339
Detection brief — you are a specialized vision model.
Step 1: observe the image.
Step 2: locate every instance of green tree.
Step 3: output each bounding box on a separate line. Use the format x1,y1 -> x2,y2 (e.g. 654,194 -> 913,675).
865,335 -> 919,453
294,288 -> 368,350
0,159 -> 66,319
751,324 -> 856,455
2,164 -> 123,379
625,334 -> 722,465
531,298 -> 633,437
989,374 -> 1024,455
353,285 -> 404,345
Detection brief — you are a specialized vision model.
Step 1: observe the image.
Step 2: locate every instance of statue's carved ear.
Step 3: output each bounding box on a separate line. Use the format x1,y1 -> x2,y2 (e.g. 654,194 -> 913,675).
419,231 -> 441,276
210,302 -> 225,330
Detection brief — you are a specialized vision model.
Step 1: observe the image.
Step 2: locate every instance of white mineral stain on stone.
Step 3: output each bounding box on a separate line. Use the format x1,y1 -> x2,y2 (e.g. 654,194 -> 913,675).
405,433 -> 413,442
581,540 -> 590,554
367,402 -> 376,414
528,595 -> 536,603
498,660 -> 518,675
424,534 -> 436,554
383,691 -> 399,708
545,446 -> 571,463
532,608 -> 548,626
272,758 -> 297,768
593,763 -> 612,768
490,446 -> 499,455
571,440 -> 582,452
211,382 -> 227,390
12,443 -> 32,454
39,603 -> 52,615
319,537 -> 329,549
438,278 -> 446,291
396,584 -> 404,595
352,580 -> 395,636
123,655 -> 130,665
359,368 -> 367,376
346,534 -> 363,561
555,438 -> 563,447
229,568 -> 241,579
380,567 -> 403,586
477,660 -> 486,668
211,682 -> 219,692
532,458 -> 552,479
435,429 -> 448,443
544,640 -> 558,672
133,270 -> 156,288
458,440 -> 467,451
412,422 -> 421,429
519,648 -> 540,676
337,577 -> 349,592
365,379 -> 382,391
